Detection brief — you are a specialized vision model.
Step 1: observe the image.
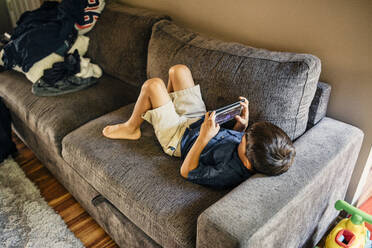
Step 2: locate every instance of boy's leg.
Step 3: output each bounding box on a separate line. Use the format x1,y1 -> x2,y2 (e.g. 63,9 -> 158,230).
167,64 -> 195,93
102,78 -> 171,140
167,64 -> 206,118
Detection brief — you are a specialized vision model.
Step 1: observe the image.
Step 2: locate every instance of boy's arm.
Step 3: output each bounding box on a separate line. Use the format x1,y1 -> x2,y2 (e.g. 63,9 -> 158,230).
180,136 -> 209,178
180,111 -> 220,178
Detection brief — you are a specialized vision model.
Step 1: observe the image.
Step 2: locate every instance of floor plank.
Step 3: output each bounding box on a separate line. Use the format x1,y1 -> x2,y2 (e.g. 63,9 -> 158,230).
12,134 -> 119,248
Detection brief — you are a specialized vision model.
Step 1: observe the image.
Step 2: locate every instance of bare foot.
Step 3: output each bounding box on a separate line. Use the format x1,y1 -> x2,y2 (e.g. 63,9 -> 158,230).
102,122 -> 141,140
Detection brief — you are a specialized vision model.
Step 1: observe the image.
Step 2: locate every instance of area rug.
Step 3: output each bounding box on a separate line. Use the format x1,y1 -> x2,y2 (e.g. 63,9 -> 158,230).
0,157 -> 84,248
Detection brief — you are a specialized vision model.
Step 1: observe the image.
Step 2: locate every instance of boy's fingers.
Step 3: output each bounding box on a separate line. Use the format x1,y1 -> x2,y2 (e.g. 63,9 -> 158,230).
239,96 -> 249,105
241,105 -> 248,114
235,115 -> 243,122
240,103 -> 248,112
204,112 -> 209,121
210,111 -> 216,120
236,115 -> 248,124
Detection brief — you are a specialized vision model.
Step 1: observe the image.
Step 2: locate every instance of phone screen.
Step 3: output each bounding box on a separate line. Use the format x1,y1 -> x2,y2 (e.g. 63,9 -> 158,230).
215,105 -> 242,125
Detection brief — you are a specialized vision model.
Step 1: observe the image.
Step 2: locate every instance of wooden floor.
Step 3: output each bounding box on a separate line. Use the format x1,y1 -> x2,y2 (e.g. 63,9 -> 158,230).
12,134 -> 119,248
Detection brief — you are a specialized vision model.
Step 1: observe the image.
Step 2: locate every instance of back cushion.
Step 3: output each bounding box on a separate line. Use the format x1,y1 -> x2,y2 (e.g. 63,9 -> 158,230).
147,20 -> 321,140
87,3 -> 170,87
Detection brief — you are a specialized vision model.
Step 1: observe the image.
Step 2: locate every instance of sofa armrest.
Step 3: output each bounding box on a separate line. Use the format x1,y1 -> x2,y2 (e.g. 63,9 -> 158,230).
197,117 -> 363,248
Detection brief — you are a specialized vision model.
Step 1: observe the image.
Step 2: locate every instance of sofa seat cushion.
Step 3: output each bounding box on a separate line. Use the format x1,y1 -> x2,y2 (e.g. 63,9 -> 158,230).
62,104 -> 228,248
147,20 -> 322,140
0,70 -> 139,155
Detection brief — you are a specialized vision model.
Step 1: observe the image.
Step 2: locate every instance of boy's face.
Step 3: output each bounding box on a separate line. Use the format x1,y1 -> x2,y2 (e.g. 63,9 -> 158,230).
238,135 -> 253,171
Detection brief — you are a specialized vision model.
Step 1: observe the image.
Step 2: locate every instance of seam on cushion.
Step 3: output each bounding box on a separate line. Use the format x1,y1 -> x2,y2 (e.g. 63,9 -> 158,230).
171,42 -> 187,61
210,54 -> 225,72
309,88 -> 322,124
231,57 -> 245,83
171,34 -> 198,61
154,21 -> 316,69
293,64 -> 310,138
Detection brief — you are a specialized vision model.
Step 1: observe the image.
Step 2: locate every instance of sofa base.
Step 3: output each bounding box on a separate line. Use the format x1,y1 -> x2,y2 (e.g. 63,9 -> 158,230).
11,113 -> 161,248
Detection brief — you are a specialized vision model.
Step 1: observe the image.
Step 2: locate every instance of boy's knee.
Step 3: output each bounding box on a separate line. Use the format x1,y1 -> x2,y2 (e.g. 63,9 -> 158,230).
142,78 -> 165,92
169,64 -> 190,77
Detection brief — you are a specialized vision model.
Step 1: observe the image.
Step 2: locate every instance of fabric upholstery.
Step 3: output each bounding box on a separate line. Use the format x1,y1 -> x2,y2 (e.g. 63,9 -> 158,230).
308,82 -> 331,127
0,70 -> 139,155
62,104 -> 228,248
11,115 -> 160,248
86,3 -> 170,87
147,20 -> 321,139
196,117 -> 364,248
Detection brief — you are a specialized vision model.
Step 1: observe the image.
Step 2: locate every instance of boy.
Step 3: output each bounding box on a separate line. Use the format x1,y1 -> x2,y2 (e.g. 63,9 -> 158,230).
103,64 -> 296,189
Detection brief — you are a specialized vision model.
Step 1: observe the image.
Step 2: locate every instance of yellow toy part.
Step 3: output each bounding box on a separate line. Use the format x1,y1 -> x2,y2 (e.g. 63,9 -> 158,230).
325,218 -> 367,248
325,200 -> 372,248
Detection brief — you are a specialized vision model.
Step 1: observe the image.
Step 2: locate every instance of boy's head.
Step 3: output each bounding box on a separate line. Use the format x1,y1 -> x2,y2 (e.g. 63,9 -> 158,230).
245,122 -> 295,176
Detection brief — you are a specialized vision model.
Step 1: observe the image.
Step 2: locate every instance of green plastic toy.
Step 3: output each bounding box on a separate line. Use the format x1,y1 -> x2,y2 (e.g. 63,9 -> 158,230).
325,200 -> 372,248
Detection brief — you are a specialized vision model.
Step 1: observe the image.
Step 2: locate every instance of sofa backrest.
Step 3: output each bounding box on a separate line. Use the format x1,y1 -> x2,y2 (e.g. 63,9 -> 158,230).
147,20 -> 321,140
86,3 -> 170,87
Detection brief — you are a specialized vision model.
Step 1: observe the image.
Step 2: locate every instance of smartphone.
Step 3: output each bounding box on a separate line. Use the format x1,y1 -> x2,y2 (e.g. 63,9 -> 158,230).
214,99 -> 244,125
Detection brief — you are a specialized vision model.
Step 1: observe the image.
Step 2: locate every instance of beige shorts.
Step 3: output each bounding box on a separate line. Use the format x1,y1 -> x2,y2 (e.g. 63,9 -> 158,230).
142,85 -> 206,157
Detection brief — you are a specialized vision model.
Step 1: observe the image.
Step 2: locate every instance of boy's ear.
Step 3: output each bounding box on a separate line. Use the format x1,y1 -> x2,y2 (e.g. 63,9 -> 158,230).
238,134 -> 253,171
244,157 -> 253,171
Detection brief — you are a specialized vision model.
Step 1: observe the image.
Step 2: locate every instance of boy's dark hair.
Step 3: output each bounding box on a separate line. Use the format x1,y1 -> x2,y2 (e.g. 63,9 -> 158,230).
245,122 -> 296,176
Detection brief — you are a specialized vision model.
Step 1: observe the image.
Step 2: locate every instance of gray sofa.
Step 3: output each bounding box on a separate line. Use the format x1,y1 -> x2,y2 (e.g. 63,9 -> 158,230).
0,3 -> 364,248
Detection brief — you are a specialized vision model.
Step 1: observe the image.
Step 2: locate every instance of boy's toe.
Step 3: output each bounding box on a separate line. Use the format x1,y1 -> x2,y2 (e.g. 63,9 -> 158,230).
102,126 -> 110,136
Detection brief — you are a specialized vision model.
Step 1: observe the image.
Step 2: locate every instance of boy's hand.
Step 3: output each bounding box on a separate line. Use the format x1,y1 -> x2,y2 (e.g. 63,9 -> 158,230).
233,96 -> 249,132
198,111 -> 220,144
